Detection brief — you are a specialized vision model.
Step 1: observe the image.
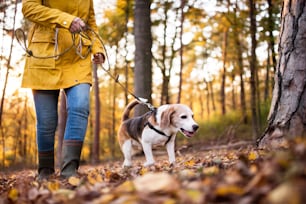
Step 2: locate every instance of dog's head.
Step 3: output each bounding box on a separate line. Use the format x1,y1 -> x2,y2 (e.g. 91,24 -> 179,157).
160,104 -> 199,138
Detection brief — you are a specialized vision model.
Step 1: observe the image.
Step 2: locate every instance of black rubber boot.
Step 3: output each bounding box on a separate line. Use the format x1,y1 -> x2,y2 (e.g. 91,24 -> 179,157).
60,140 -> 83,179
38,151 -> 55,181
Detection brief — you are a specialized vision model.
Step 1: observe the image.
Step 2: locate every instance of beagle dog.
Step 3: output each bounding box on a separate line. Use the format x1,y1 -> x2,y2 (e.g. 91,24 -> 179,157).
117,99 -> 199,167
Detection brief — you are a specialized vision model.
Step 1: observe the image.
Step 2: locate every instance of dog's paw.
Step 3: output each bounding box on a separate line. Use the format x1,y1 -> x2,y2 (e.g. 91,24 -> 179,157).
144,161 -> 155,167
142,163 -> 156,172
169,162 -> 177,168
123,160 -> 132,167
122,165 -> 132,169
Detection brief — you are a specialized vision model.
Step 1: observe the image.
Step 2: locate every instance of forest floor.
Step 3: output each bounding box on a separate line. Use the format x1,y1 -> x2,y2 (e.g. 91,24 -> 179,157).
1,138 -> 306,204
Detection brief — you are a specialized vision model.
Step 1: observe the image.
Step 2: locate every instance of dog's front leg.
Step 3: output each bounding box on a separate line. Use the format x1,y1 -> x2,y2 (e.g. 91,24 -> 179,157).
142,141 -> 155,166
166,139 -> 176,165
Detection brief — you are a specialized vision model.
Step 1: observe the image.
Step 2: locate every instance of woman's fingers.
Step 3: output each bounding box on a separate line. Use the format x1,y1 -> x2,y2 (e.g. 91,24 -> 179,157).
69,17 -> 86,33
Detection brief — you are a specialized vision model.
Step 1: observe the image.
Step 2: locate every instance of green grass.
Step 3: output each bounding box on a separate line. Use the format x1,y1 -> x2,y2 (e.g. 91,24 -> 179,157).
177,102 -> 271,145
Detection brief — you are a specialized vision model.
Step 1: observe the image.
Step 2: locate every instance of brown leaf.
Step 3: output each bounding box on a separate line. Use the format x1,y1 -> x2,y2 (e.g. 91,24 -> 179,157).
215,184 -> 244,197
68,176 -> 81,186
264,181 -> 297,204
133,172 -> 180,194
8,188 -> 18,201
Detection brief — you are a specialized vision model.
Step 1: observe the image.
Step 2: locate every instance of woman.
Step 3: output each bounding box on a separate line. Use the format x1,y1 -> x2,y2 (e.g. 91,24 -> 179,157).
21,0 -> 105,180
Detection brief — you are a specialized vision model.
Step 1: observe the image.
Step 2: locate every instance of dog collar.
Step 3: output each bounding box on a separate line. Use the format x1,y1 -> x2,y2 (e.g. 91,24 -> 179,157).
145,122 -> 173,145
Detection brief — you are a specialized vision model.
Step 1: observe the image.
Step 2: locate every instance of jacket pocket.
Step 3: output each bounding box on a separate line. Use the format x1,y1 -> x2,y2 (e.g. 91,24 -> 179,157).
28,31 -> 56,69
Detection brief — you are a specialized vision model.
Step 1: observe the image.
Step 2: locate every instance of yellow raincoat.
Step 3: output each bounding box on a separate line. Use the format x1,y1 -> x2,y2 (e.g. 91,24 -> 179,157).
21,0 -> 105,90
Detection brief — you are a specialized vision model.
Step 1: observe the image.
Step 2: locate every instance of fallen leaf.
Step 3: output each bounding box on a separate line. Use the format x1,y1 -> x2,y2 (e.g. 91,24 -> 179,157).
264,181 -> 300,204
184,159 -> 196,167
28,187 -> 39,200
248,151 -> 258,161
215,184 -> 244,196
92,193 -> 116,204
54,189 -> 75,199
87,171 -> 103,185
8,188 -> 18,201
203,166 -> 219,175
185,189 -> 205,204
68,176 -> 81,186
47,181 -> 60,192
134,172 -> 180,194
115,180 -> 135,193
139,167 -> 149,175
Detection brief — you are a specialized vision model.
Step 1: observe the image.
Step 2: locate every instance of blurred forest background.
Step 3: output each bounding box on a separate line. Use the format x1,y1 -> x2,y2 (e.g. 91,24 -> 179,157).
0,0 -> 282,170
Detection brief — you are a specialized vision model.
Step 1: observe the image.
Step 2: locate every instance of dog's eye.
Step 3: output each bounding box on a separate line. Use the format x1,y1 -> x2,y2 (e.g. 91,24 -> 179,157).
181,115 -> 187,119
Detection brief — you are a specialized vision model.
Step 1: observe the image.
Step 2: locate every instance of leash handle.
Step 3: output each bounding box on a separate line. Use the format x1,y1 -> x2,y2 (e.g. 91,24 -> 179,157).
15,26 -> 155,110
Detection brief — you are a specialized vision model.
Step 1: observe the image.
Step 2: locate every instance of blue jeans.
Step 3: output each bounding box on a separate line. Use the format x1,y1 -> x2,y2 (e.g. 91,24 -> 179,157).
33,84 -> 90,152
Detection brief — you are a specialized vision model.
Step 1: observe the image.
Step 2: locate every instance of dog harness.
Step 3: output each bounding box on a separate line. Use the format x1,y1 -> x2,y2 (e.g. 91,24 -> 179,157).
144,122 -> 173,145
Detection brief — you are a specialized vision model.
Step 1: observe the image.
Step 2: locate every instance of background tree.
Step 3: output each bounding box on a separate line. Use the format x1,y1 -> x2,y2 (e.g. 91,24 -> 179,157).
134,0 -> 152,115
177,0 -> 185,103
248,0 -> 260,139
92,64 -> 100,163
57,90 -> 66,167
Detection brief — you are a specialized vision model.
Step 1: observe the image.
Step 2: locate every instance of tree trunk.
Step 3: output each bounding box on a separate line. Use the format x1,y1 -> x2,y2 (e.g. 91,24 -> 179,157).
23,96 -> 28,164
233,1 -> 247,123
267,0 -> 277,74
92,64 -> 100,163
111,51 -> 118,158
209,81 -> 216,112
177,0 -> 185,104
264,48 -> 271,101
124,0 -> 131,106
249,0 -> 260,139
57,90 -> 66,167
134,0 -> 152,115
204,79 -> 211,118
161,74 -> 170,105
258,0 -> 306,148
220,29 -> 228,115
231,73 -> 236,110
159,2 -> 170,105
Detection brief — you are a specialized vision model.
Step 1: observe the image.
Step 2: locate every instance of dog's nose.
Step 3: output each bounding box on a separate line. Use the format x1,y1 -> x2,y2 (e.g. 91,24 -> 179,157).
193,124 -> 199,131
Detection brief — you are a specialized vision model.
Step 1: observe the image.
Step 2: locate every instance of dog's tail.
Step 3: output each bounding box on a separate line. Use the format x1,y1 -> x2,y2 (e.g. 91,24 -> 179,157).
121,100 -> 140,122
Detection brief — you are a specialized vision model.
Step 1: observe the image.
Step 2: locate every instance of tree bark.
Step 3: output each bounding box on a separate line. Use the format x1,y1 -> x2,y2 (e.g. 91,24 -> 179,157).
177,0 -> 185,104
267,0 -> 278,74
57,90 -> 66,167
220,29 -> 228,115
134,0 -> 152,115
264,48 -> 271,101
233,1 -> 247,123
258,0 -> 306,148
249,0 -> 260,139
124,0 -> 131,106
209,81 -> 216,112
92,64 -> 100,163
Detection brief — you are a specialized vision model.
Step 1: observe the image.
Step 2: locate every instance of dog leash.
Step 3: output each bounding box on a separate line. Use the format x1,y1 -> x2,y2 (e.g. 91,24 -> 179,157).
15,25 -> 155,111
85,26 -> 156,111
99,63 -> 155,111
15,28 -> 91,59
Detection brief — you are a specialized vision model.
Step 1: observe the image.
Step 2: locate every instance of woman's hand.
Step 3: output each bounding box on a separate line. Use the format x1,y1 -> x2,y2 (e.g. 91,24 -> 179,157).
69,17 -> 86,33
93,53 -> 105,64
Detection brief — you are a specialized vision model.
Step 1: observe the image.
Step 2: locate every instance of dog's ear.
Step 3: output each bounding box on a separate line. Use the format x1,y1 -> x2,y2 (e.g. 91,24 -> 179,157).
160,107 -> 175,129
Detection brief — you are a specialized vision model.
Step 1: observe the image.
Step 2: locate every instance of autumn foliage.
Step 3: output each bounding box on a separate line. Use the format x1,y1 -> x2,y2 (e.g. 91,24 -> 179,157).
1,138 -> 306,204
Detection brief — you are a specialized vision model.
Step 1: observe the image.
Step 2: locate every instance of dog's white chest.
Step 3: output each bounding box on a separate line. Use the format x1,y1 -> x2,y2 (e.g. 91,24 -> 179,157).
141,127 -> 171,145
